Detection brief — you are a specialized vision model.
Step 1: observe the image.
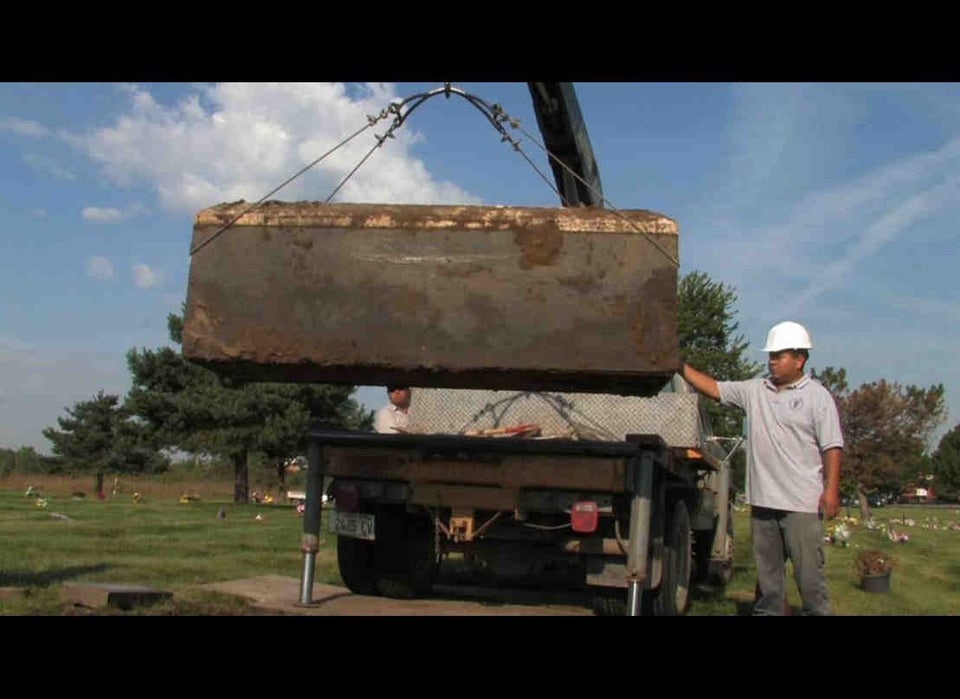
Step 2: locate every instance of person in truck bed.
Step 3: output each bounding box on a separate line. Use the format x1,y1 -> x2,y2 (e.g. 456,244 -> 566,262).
679,321 -> 844,616
374,385 -> 412,434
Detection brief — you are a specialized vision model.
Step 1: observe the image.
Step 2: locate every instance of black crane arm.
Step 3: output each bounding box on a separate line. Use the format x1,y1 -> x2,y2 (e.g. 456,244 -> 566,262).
526,82 -> 604,209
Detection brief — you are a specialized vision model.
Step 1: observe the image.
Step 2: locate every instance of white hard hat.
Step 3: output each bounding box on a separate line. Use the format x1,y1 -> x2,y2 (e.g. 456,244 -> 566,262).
762,321 -> 813,352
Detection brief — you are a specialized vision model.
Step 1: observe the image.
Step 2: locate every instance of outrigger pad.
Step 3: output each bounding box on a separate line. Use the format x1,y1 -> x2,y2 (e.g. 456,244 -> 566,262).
182,201 -> 679,396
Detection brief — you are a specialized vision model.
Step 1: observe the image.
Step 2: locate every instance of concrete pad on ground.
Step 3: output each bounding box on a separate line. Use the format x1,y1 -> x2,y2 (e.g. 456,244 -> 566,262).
0,587 -> 26,601
201,575 -> 593,616
60,582 -> 173,610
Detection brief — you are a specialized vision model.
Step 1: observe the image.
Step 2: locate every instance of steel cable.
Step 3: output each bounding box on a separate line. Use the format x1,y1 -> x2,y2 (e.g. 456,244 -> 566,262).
190,83 -> 678,269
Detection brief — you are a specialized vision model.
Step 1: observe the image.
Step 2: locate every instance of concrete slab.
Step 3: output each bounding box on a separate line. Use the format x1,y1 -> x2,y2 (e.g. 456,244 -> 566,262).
60,582 -> 173,610
183,201 -> 679,396
202,575 -> 593,616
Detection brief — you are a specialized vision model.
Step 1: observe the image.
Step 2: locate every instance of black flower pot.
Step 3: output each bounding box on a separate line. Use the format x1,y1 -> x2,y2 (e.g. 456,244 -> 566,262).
861,571 -> 891,594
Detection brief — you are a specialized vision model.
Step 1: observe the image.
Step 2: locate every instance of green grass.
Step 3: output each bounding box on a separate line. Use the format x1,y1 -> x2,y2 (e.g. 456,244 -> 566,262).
686,504 -> 960,615
2,475 -> 959,615
0,482 -> 338,615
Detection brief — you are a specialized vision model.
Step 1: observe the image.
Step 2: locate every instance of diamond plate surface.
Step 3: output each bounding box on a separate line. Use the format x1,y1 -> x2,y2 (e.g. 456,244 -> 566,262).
407,382 -> 705,448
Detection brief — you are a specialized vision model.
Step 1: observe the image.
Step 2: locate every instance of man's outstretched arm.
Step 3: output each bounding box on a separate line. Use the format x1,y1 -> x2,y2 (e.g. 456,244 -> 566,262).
678,362 -> 721,401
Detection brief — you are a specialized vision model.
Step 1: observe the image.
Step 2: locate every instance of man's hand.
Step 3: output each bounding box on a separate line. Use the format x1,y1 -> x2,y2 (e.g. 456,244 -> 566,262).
819,490 -> 840,521
820,447 -> 842,521
678,361 -> 720,401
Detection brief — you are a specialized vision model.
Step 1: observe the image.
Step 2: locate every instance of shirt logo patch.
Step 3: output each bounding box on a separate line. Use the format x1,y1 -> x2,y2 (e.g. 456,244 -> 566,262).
789,397 -> 804,410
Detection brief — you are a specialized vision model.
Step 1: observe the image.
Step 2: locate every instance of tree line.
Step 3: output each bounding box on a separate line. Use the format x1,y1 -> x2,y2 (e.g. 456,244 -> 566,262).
8,271 -> 958,510
25,310 -> 373,504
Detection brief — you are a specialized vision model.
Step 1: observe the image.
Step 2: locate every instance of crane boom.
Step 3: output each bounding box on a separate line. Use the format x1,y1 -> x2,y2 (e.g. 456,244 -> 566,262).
527,82 -> 604,208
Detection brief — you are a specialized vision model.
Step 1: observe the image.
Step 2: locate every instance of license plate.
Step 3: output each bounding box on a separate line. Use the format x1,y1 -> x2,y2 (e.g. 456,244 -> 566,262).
329,510 -> 376,540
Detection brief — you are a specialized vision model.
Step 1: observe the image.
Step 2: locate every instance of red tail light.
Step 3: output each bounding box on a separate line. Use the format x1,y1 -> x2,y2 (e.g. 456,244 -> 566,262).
570,500 -> 598,533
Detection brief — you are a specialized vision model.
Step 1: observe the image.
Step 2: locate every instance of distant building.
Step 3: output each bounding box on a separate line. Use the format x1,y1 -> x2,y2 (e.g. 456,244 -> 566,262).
900,480 -> 936,503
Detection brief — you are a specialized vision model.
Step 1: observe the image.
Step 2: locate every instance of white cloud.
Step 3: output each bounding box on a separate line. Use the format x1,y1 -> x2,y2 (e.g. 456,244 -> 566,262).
0,336 -> 32,352
723,84 -> 806,207
0,117 -> 49,137
132,263 -> 160,288
782,172 -> 960,317
675,86 -> 960,449
757,136 -> 960,258
21,152 -> 76,181
31,208 -> 46,219
66,82 -> 481,215
82,206 -> 124,223
687,129 -> 960,333
85,256 -> 114,280
82,202 -> 149,223
885,293 -> 960,326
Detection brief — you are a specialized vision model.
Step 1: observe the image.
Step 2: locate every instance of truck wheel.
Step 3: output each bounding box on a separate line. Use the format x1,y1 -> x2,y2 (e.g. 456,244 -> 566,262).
592,588 -> 627,616
693,528 -> 711,583
693,500 -> 734,585
713,501 -> 735,586
374,505 -> 438,600
336,527 -> 377,595
649,500 -> 692,616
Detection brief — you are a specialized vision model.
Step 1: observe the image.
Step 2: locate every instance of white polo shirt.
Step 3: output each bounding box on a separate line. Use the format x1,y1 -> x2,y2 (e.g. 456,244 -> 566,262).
717,374 -> 844,513
374,403 -> 410,434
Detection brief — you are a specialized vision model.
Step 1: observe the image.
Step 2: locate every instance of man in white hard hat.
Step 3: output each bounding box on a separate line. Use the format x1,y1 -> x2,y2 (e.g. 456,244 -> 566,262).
679,321 -> 843,616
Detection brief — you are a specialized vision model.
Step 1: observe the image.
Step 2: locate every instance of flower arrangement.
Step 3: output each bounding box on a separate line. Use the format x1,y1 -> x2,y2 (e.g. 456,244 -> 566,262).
854,549 -> 894,577
886,525 -> 909,543
825,521 -> 850,547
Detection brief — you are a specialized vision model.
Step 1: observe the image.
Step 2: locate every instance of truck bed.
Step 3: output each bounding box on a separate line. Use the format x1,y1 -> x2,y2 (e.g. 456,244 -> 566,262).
319,427 -> 660,486
406,382 -> 709,448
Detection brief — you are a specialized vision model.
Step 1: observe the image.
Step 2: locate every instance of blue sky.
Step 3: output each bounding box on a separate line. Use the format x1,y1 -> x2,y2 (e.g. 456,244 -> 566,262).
1,82 -> 957,454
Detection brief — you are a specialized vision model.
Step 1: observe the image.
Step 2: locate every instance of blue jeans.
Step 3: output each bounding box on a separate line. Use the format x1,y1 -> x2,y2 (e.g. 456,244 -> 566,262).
751,507 -> 831,616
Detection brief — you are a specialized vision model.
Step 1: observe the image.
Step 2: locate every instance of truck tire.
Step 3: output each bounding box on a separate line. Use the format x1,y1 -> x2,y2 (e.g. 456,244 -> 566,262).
713,501 -> 735,586
648,500 -> 692,616
592,588 -> 627,616
336,512 -> 377,595
374,505 -> 438,600
693,500 -> 734,585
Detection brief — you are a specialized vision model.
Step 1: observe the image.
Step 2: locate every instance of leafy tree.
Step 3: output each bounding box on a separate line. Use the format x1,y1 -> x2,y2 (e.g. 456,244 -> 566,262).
0,446 -> 43,474
126,310 -> 372,504
812,366 -> 848,399
678,270 -> 763,487
43,390 -> 118,493
0,448 -> 15,474
932,423 -> 960,500
813,367 -> 946,519
112,415 -> 172,475
41,390 -> 168,494
258,383 -> 371,490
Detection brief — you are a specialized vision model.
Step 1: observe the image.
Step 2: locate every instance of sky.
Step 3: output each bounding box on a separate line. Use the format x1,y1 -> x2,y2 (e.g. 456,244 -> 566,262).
1,82 -> 957,455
